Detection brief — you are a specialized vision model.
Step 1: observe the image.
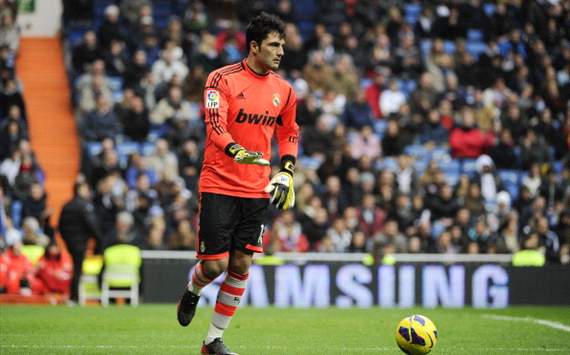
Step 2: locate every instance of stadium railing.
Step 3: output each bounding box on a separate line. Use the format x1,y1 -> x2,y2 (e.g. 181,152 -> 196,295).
141,250 -> 512,264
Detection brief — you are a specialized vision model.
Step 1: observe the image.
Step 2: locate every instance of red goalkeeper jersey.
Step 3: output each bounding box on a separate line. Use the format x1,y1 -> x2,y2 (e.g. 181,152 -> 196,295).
199,60 -> 299,198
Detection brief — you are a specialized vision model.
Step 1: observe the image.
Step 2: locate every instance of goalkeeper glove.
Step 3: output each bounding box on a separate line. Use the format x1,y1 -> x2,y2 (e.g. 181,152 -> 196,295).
226,143 -> 270,166
264,157 -> 295,210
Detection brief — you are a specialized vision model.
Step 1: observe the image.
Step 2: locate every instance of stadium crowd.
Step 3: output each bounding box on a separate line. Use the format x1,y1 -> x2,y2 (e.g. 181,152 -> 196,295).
0,1 -> 72,296
1,0 -> 569,275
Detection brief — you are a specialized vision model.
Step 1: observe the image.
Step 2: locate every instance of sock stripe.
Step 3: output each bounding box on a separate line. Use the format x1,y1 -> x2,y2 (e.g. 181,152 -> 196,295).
214,302 -> 237,316
228,271 -> 249,281
220,283 -> 245,296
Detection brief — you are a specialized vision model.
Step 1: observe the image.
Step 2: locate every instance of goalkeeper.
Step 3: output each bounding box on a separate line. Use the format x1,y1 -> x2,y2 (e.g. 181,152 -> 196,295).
176,12 -> 299,355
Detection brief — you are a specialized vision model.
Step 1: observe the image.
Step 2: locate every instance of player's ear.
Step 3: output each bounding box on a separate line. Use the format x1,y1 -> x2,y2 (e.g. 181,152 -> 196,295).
250,40 -> 259,55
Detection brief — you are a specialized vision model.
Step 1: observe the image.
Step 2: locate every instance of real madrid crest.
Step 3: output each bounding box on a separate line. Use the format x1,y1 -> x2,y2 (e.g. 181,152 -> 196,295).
272,93 -> 281,107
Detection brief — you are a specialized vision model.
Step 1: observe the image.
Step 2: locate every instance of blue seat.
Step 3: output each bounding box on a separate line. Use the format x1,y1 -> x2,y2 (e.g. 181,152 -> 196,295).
498,169 -> 520,186
142,142 -> 155,156
467,29 -> 483,42
108,76 -> 123,91
68,29 -> 88,47
439,158 -> 460,175
445,171 -> 461,187
292,0 -> 317,21
498,169 -> 521,201
430,147 -> 449,161
553,160 -> 563,174
377,157 -> 398,172
443,40 -> 456,54
414,159 -> 429,175
461,159 -> 478,176
404,1 -> 422,24
297,20 -> 315,42
420,40 -> 432,58
483,3 -> 496,16
117,141 -> 140,157
87,141 -> 102,156
466,41 -> 487,59
404,144 -> 429,160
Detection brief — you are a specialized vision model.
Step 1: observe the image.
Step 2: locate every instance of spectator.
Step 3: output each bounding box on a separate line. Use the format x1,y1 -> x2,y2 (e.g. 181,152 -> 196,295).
168,218 -> 196,250
97,5 -> 125,51
147,139 -> 178,179
150,85 -> 193,125
36,242 -> 72,295
373,219 -> 407,253
71,31 -> 102,74
0,78 -> 27,120
124,49 -> 149,88
83,96 -> 121,142
488,129 -> 519,170
379,79 -> 406,117
103,39 -> 128,76
419,109 -> 448,145
272,211 -> 309,252
2,242 -> 44,295
381,119 -> 406,156
350,125 -> 380,160
0,11 -> 19,53
522,163 -> 542,199
151,47 -> 189,86
449,107 -> 495,159
342,88 -> 374,129
120,95 -> 150,142
325,218 -> 352,252
59,182 -> 101,303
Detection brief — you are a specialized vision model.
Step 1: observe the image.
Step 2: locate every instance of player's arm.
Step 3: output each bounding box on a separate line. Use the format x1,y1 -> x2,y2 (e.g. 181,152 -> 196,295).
203,74 -> 268,166
265,87 -> 299,209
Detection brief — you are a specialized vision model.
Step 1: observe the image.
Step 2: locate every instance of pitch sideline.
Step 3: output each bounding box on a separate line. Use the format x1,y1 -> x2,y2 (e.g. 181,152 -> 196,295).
482,314 -> 570,333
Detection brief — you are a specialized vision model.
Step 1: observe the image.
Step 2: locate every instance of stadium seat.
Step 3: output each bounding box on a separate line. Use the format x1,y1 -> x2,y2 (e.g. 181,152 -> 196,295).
79,255 -> 104,306
467,29 -> 483,42
461,159 -> 478,176
117,141 -> 140,157
443,40 -> 456,54
404,3 -> 421,24
20,245 -> 45,266
377,157 -> 398,172
438,158 -> 460,176
466,41 -> 488,59
404,144 -> 429,160
101,244 -> 142,307
483,3 -> 496,16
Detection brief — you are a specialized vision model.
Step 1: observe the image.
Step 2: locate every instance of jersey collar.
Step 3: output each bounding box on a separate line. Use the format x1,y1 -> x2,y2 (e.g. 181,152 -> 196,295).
242,59 -> 270,79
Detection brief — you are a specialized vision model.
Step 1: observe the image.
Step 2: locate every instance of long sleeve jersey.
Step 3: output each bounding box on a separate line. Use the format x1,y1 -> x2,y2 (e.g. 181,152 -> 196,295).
199,59 -> 299,198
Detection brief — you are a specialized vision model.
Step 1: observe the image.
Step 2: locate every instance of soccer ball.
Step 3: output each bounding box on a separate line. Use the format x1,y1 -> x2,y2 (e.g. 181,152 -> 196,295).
395,314 -> 438,355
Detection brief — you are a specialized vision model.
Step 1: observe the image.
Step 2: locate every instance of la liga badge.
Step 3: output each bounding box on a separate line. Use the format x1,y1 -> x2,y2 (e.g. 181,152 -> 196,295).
206,89 -> 220,108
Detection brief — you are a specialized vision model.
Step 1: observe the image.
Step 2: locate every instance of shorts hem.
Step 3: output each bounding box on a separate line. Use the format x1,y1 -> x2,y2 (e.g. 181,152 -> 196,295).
196,251 -> 230,260
245,244 -> 264,253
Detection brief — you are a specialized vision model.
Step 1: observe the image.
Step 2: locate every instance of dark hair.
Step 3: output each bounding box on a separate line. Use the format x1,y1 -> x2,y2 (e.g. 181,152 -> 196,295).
245,12 -> 285,52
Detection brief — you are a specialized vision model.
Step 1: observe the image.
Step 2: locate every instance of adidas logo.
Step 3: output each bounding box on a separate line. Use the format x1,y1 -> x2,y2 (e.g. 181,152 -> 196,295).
236,92 -> 246,99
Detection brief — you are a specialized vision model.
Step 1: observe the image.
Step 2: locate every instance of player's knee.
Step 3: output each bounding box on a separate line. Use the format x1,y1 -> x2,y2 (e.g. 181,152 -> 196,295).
228,252 -> 253,275
201,259 -> 228,278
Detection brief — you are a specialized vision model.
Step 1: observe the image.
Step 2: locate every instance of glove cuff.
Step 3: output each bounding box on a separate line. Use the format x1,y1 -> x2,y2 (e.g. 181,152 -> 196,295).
225,143 -> 243,158
280,155 -> 296,176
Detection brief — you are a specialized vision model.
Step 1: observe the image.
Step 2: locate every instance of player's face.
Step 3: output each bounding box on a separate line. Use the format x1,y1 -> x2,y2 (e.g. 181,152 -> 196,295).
256,32 -> 285,71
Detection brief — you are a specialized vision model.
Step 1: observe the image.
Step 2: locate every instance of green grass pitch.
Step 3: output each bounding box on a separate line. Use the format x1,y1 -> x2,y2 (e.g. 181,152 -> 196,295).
1,305 -> 569,354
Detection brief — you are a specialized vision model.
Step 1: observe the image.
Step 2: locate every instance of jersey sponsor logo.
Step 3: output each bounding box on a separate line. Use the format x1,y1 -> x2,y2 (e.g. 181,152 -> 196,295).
235,108 -> 279,126
272,93 -> 281,107
205,89 -> 220,108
